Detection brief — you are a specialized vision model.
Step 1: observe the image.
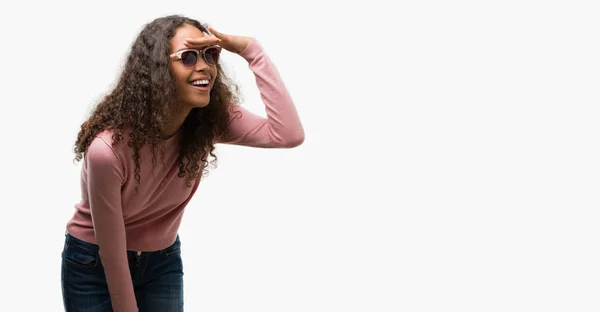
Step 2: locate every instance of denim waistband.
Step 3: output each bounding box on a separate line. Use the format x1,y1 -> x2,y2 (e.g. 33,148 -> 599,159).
64,231 -> 179,255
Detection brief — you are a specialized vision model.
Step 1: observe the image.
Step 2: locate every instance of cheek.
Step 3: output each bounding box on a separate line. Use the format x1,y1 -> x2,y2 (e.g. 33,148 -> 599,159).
211,69 -> 218,84
177,72 -> 190,86
170,67 -> 189,89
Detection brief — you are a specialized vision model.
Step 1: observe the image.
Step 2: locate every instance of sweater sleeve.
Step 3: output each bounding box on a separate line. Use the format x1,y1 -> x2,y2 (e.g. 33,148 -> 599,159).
215,38 -> 305,148
86,137 -> 138,312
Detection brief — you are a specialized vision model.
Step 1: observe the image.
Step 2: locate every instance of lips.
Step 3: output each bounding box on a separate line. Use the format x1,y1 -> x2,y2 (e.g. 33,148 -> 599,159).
189,76 -> 210,84
189,76 -> 211,92
190,84 -> 209,92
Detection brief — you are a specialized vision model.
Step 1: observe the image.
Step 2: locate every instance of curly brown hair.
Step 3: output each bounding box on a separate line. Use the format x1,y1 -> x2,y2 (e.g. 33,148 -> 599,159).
73,15 -> 240,188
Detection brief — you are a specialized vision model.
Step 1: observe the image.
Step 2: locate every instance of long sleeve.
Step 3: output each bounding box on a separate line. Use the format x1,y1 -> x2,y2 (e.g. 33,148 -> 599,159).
216,38 -> 305,147
86,137 -> 138,312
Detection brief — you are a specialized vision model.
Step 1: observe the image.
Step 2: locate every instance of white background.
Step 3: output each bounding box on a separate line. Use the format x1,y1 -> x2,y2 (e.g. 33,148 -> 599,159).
0,0 -> 598,311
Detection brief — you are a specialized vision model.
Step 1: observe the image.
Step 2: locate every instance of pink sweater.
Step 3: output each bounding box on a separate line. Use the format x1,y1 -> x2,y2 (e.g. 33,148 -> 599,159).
65,38 -> 304,311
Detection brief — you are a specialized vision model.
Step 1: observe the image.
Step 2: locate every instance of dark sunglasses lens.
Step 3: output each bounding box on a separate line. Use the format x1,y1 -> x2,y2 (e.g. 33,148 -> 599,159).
204,48 -> 220,65
181,51 -> 198,67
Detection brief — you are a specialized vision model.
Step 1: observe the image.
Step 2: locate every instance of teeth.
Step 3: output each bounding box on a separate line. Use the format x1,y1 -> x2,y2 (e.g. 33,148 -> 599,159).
191,79 -> 209,86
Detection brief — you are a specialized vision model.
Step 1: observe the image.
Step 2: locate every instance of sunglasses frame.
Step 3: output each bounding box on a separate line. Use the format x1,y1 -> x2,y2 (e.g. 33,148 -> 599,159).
170,45 -> 222,67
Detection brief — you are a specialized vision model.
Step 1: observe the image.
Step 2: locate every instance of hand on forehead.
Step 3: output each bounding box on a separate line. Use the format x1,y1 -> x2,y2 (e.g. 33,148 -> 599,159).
171,24 -> 220,52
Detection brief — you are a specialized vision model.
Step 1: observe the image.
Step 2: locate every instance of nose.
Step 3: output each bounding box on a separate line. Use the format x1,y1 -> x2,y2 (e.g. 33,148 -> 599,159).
194,55 -> 209,72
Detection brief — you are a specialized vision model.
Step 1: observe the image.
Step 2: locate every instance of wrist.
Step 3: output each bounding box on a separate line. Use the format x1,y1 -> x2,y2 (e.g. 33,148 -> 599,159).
237,37 -> 254,54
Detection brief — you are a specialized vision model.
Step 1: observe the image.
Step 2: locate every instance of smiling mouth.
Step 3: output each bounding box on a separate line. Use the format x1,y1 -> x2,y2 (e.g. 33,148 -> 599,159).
189,84 -> 210,93
188,77 -> 211,92
190,79 -> 209,86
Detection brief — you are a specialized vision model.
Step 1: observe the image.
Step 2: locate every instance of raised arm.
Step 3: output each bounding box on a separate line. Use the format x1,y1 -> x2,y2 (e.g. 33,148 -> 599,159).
216,38 -> 305,148
86,137 -> 138,312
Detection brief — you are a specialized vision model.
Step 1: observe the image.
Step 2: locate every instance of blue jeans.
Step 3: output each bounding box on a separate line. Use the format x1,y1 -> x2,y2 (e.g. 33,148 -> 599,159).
61,232 -> 184,311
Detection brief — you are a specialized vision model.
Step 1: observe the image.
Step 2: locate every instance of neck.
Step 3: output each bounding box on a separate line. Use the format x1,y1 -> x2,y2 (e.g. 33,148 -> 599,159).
162,105 -> 192,139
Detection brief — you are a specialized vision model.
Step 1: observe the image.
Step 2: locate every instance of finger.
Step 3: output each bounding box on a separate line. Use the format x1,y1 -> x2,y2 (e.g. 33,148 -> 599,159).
183,37 -> 221,48
184,36 -> 221,45
207,26 -> 226,39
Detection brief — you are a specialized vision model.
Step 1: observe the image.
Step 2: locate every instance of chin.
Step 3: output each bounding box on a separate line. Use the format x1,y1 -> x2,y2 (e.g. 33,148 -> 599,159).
194,101 -> 210,108
187,94 -> 210,108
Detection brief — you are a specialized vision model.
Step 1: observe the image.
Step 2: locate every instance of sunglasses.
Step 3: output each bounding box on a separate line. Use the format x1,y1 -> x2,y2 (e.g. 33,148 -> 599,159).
170,45 -> 222,67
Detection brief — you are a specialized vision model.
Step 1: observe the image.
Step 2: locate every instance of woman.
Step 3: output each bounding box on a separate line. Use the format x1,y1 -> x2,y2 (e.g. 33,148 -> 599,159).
61,15 -> 304,312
